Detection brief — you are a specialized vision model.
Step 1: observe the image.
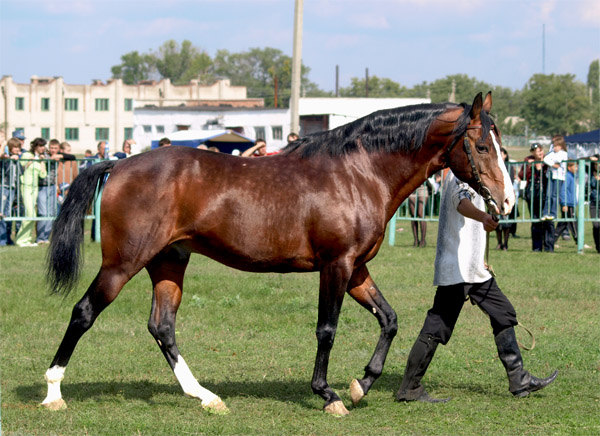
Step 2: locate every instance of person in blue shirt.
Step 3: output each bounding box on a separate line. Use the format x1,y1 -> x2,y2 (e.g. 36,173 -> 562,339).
554,162 -> 578,244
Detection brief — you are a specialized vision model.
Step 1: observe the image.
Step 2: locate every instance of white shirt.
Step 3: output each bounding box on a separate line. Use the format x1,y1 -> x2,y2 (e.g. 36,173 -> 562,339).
543,149 -> 568,181
433,171 -> 491,286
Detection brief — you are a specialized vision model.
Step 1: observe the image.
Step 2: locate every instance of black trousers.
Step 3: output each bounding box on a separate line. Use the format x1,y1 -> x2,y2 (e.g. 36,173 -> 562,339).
554,206 -> 578,242
420,278 -> 518,345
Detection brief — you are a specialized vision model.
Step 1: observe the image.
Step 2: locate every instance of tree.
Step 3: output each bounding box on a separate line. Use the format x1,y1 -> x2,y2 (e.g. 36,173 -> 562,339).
153,40 -> 212,85
587,59 -> 599,129
111,51 -> 155,85
339,75 -> 407,97
520,74 -> 590,135
211,47 -> 324,107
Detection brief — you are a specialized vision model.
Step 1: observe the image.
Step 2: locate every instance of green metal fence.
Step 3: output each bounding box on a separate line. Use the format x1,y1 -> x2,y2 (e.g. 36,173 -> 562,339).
388,159 -> 599,254
0,157 -> 102,242
1,157 -> 598,251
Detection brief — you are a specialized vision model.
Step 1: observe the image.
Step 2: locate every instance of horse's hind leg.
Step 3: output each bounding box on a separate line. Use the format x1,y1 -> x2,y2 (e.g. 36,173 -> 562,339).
347,265 -> 398,406
146,246 -> 228,414
42,266 -> 130,410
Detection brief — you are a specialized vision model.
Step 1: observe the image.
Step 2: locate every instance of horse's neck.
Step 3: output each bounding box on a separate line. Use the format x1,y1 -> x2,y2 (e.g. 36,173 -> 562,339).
372,148 -> 445,221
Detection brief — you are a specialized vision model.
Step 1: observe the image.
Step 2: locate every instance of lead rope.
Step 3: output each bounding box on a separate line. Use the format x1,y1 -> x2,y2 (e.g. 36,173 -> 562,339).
464,133 -> 536,350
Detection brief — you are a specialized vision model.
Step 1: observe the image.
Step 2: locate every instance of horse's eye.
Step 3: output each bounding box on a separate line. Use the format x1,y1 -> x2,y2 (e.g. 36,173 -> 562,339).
476,143 -> 488,153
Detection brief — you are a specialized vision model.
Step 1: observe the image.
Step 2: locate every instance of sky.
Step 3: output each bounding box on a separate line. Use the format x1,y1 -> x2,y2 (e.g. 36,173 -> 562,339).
1,0 -> 599,93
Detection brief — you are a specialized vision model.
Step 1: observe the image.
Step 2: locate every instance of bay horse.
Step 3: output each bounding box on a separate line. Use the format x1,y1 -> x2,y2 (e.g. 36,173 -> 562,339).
42,92 -> 514,416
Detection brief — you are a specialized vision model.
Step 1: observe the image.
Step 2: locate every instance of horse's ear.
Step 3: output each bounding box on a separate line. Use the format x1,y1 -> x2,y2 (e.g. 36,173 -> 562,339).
482,91 -> 492,113
469,92 -> 483,121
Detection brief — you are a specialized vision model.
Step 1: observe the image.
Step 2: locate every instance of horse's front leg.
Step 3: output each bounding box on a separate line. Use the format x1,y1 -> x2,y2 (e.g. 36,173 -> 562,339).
312,261 -> 351,416
347,265 -> 398,406
146,246 -> 228,414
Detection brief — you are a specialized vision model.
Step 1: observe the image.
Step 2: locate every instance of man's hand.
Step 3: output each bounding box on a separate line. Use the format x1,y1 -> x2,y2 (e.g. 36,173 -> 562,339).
457,198 -> 499,232
481,213 -> 499,232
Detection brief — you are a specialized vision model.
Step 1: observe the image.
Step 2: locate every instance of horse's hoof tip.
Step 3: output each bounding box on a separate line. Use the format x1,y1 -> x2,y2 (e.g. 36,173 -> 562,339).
350,379 -> 365,406
203,397 -> 230,415
40,399 -> 67,411
324,400 -> 349,417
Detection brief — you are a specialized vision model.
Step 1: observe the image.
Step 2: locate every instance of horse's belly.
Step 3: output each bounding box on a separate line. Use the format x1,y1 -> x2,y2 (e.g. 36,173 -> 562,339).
185,235 -> 316,273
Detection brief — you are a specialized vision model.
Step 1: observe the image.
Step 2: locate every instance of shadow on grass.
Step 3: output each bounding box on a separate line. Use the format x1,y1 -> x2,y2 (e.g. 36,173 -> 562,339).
16,378 -> 320,410
16,372 -> 512,412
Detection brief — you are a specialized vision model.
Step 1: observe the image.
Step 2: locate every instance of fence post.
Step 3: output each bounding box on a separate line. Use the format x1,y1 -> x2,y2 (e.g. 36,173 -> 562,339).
388,210 -> 396,246
577,159 -> 586,254
93,177 -> 103,243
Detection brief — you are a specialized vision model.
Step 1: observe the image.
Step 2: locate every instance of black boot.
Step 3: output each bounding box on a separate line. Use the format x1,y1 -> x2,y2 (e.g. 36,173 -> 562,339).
396,334 -> 450,403
495,327 -> 558,397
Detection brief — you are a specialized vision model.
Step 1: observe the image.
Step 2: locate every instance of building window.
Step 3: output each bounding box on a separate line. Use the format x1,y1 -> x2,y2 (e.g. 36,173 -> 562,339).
176,125 -> 190,131
41,98 -> 50,111
65,98 -> 78,111
65,128 -> 79,141
15,97 -> 24,111
143,125 -> 152,133
95,127 -> 109,141
95,98 -> 109,111
272,126 -> 283,140
124,127 -> 133,140
254,126 -> 265,140
41,127 -> 50,140
156,125 -> 165,133
124,98 -> 133,111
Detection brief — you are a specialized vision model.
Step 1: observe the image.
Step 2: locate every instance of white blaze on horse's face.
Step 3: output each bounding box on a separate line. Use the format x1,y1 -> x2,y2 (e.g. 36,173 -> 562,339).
490,131 -> 515,215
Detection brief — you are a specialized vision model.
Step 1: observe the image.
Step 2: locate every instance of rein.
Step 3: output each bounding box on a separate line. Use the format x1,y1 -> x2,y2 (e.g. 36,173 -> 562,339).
461,125 -> 501,278
456,123 -> 537,351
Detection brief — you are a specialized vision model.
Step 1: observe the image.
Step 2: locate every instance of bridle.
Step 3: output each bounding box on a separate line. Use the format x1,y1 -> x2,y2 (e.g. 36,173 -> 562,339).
446,124 -> 499,216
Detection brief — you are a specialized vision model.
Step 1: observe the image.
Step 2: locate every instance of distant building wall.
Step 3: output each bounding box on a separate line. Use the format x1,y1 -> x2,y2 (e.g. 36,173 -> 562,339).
0,75 -> 261,154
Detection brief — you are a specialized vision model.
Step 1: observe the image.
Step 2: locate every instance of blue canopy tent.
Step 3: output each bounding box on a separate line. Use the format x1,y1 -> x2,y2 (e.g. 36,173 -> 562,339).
564,129 -> 600,158
151,129 -> 255,154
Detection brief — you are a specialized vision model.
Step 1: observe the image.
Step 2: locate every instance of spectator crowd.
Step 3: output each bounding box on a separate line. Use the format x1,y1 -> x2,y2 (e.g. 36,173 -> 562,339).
1,130 -> 598,253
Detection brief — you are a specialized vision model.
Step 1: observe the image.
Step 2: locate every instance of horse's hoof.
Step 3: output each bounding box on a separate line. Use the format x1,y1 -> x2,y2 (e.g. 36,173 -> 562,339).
202,397 -> 230,415
350,379 -> 365,406
40,399 -> 67,411
324,400 -> 349,417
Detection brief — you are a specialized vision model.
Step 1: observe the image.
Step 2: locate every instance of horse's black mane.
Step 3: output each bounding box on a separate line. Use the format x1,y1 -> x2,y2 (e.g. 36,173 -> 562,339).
281,102 -> 493,159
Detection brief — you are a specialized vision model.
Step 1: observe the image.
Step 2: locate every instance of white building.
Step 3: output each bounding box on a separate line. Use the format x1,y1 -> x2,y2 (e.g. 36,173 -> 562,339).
134,97 -> 431,153
134,105 -> 289,152
0,75 -> 261,154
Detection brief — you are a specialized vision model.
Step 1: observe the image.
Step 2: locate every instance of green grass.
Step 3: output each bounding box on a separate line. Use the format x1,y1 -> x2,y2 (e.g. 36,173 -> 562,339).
1,224 -> 598,435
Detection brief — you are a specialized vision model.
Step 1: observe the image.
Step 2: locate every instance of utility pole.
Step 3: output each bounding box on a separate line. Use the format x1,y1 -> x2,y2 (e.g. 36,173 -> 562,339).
335,65 -> 339,97
542,23 -> 546,74
290,0 -> 303,134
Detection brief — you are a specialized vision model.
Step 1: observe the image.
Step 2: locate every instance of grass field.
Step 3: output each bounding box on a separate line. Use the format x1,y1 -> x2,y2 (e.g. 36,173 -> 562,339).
1,223 -> 598,435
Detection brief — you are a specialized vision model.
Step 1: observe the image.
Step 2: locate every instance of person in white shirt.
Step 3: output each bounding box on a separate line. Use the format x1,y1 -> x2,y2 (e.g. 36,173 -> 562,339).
396,171 -> 557,403
541,135 -> 568,221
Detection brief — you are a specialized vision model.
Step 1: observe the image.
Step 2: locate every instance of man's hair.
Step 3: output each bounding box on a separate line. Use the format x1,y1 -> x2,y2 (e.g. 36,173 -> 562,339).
158,137 -> 171,147
49,139 -> 60,147
255,138 -> 266,145
59,141 -> 70,151
97,141 -> 106,151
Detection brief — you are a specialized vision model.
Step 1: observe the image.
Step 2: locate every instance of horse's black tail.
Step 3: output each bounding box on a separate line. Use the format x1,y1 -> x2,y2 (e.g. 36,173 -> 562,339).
46,160 -> 116,296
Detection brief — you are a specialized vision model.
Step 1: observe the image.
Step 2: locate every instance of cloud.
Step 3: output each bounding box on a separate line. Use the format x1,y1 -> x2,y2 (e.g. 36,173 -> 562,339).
577,0 -> 600,26
539,0 -> 557,22
133,17 -> 199,37
323,34 -> 362,50
347,13 -> 390,29
43,0 -> 95,15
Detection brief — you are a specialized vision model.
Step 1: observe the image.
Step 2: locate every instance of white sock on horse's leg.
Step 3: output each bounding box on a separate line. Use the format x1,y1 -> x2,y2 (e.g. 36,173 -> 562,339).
41,365 -> 66,408
173,355 -> 226,410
